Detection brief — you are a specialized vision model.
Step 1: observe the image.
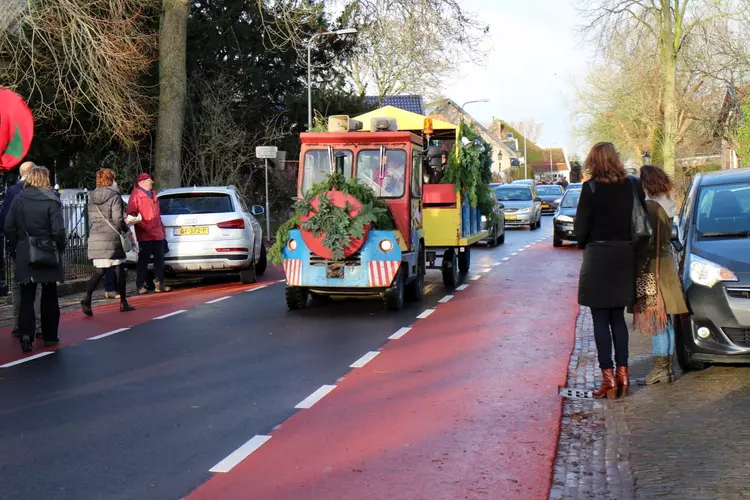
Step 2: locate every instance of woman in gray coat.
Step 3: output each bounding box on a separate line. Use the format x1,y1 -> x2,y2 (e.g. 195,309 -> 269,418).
3,166 -> 66,352
80,168 -> 135,316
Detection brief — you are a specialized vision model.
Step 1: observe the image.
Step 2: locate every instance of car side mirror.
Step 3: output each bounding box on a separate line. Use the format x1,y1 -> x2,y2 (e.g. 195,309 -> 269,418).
497,202 -> 505,209
554,198 -> 562,204
670,224 -> 684,253
534,197 -> 542,202
251,205 -> 265,216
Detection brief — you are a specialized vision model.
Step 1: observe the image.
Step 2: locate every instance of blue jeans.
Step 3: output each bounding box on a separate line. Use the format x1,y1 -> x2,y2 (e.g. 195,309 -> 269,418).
652,318 -> 675,356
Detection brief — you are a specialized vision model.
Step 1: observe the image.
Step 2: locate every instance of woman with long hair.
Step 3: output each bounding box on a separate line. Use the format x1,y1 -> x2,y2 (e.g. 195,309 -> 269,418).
81,168 -> 135,316
636,165 -> 688,384
3,166 -> 66,352
575,142 -> 647,398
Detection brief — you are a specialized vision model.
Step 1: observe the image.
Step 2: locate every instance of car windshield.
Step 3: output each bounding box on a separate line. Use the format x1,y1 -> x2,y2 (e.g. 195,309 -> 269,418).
159,193 -> 234,215
561,190 -> 581,208
301,149 -> 353,194
494,187 -> 532,201
696,182 -> 750,237
356,149 -> 406,197
536,185 -> 563,196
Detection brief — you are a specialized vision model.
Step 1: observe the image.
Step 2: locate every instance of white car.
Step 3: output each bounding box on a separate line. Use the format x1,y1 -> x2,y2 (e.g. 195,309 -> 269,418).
156,186 -> 267,283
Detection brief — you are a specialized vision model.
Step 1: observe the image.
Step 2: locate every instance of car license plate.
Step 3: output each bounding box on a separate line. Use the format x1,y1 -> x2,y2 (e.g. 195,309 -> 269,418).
175,226 -> 209,236
506,215 -> 517,220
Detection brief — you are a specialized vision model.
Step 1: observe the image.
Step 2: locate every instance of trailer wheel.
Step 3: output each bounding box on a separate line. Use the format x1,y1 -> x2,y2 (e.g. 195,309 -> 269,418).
442,249 -> 458,289
285,286 -> 309,310
458,247 -> 471,273
406,246 -> 425,301
384,268 -> 405,311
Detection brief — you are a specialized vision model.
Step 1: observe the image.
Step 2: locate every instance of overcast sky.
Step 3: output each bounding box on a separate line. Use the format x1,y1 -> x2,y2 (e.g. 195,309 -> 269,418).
442,0 -> 596,157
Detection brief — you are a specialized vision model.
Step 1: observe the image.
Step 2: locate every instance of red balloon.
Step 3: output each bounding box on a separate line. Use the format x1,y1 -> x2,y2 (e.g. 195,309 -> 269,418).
300,189 -> 371,260
0,88 -> 34,171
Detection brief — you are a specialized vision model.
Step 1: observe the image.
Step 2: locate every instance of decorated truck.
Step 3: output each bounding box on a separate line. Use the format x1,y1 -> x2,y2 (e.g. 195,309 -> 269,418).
269,106 -> 495,311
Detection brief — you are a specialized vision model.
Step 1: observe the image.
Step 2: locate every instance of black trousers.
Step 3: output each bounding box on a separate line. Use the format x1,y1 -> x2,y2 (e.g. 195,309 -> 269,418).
86,264 -> 127,301
590,307 -> 629,370
136,240 -> 165,288
19,282 -> 59,341
103,267 -> 117,292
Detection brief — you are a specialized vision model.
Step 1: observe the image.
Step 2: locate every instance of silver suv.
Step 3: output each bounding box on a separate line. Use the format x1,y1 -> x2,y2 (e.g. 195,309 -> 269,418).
157,186 -> 267,283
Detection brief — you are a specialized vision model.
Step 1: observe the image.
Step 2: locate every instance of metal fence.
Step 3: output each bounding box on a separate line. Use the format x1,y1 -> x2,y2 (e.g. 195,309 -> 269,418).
1,192 -> 93,295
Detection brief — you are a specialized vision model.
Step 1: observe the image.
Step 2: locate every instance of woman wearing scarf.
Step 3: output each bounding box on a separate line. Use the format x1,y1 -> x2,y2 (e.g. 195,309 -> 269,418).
636,165 -> 688,384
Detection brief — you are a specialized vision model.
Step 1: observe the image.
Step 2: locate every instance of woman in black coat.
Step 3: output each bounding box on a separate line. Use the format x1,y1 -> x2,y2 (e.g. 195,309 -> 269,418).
80,168 -> 135,316
575,142 -> 647,399
3,166 -> 67,352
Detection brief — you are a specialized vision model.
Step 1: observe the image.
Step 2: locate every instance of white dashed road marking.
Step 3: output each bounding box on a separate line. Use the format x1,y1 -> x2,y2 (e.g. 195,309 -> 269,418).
389,327 -> 412,339
245,285 -> 268,292
295,385 -> 337,409
209,435 -> 272,473
1,351 -> 54,368
153,310 -> 187,320
470,276 -> 481,281
88,327 -> 130,341
350,351 -> 380,368
206,296 -> 231,304
456,284 -> 470,291
439,295 -> 454,303
417,309 -> 436,319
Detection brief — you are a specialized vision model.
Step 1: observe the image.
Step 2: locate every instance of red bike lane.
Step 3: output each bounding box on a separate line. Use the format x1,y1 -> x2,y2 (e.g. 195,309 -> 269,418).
0,268 -> 284,367
188,244 -> 582,500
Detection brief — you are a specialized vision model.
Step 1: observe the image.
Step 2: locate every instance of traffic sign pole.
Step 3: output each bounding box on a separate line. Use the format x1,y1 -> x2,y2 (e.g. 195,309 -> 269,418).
264,158 -> 270,242
255,146 -> 278,243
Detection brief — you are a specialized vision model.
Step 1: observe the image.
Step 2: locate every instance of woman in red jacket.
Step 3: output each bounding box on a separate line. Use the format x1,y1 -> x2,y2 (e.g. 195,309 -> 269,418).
126,173 -> 171,294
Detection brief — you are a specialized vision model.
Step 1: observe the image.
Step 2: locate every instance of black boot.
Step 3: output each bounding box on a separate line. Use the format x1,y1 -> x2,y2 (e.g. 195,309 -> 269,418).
120,300 -> 136,312
81,298 -> 93,317
20,334 -> 32,353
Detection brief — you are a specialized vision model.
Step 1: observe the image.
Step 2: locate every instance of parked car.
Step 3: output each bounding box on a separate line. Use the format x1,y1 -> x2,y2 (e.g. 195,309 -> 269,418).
672,168 -> 750,371
552,188 -> 582,247
481,190 -> 506,246
566,182 -> 583,191
157,186 -> 267,284
492,184 -> 542,230
536,184 -> 565,215
511,179 -> 536,187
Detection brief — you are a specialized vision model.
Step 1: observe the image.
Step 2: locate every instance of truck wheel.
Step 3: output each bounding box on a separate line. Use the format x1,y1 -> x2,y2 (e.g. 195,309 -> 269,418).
240,266 -> 257,284
384,268 -> 405,311
255,243 -> 267,276
458,247 -> 471,273
674,315 -> 707,371
285,286 -> 309,310
442,249 -> 458,289
406,247 -> 425,301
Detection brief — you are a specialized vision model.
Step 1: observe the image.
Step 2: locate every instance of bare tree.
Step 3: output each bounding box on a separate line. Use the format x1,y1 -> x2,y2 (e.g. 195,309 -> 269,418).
509,120 -> 544,143
0,0 -> 157,145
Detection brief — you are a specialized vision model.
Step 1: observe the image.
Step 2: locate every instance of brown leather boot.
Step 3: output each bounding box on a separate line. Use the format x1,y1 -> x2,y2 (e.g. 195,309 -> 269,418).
616,366 -> 630,398
593,369 -> 617,399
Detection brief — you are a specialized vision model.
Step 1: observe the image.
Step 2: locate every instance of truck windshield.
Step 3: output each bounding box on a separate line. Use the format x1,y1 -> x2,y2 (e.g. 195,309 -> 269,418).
301,149 -> 352,193
356,149 -> 406,198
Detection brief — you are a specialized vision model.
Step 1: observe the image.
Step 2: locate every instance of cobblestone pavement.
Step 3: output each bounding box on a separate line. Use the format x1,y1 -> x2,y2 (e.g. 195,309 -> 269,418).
552,307 -> 750,500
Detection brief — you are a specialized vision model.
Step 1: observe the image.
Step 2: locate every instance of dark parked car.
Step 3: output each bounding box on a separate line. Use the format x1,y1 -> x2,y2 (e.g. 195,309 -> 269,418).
553,187 -> 581,247
672,168 -> 750,371
536,184 -> 565,214
481,190 -> 506,246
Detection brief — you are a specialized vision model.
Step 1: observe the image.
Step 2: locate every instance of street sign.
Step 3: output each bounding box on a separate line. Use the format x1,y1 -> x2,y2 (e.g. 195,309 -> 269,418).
256,146 -> 278,159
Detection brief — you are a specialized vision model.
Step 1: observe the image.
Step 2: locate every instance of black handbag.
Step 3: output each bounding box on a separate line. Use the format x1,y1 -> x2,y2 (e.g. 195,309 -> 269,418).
19,197 -> 60,269
629,177 -> 653,244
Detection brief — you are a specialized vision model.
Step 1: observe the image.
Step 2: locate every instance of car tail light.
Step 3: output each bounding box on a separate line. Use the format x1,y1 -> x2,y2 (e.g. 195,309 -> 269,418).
217,218 -> 245,229
216,248 -> 249,253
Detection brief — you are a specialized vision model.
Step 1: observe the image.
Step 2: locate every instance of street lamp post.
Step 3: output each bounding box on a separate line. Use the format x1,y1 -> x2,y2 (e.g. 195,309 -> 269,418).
307,28 -> 357,129
522,121 -> 543,180
461,99 -> 489,109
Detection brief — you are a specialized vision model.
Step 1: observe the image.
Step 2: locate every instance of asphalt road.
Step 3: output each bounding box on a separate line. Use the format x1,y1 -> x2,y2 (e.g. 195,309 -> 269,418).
0,218 -> 554,500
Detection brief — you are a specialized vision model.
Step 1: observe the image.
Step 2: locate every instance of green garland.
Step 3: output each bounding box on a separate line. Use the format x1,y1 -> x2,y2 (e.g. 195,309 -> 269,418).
268,173 -> 395,264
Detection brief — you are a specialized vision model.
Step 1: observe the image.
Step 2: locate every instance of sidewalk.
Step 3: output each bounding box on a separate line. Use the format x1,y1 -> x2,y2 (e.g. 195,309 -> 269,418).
188,243 -> 583,500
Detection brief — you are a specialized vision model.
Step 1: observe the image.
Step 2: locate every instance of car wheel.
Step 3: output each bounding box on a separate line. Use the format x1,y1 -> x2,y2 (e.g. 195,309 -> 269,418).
255,242 -> 267,276
536,216 -> 542,228
529,219 -> 536,230
489,225 -> 499,247
239,266 -> 257,284
285,286 -> 309,310
406,246 -> 425,301
384,268 -> 405,311
674,315 -> 708,372
553,234 -> 563,247
498,224 -> 505,245
441,248 -> 458,288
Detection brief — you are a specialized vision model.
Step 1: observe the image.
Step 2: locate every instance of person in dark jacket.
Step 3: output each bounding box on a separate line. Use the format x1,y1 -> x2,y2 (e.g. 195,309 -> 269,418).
0,161 -> 41,337
3,166 -> 66,352
574,142 -> 647,399
126,173 -> 170,294
80,169 -> 135,316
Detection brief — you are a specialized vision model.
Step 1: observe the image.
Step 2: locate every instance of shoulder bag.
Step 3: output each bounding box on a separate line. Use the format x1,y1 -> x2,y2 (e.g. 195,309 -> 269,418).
19,197 -> 60,269
95,204 -> 133,253
630,177 -> 653,244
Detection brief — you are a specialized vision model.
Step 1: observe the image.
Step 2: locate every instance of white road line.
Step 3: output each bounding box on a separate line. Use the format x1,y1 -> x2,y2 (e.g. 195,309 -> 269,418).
245,285 -> 268,292
492,262 -> 502,267
456,284 -> 470,291
206,296 -> 231,304
278,279 -> 287,283
1,351 -> 54,368
439,295 -> 454,303
511,252 -> 518,256
389,327 -> 412,339
153,310 -> 187,320
525,245 -> 532,248
502,257 -> 511,261
209,435 -> 272,473
350,351 -> 380,368
517,249 -> 525,252
295,385 -> 337,409
88,327 -> 130,341
481,268 -> 491,273
417,309 -> 436,319
470,276 -> 481,281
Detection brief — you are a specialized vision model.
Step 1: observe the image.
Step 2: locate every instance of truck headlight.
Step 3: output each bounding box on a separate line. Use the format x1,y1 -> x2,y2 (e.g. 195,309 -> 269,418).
689,254 -> 737,288
379,239 -> 393,252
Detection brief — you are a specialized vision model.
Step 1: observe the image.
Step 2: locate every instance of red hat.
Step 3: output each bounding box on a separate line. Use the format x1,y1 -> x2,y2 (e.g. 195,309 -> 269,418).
136,173 -> 151,183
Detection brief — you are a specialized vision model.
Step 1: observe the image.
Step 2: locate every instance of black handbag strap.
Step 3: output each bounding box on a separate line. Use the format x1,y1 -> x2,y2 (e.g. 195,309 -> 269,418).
94,203 -> 123,237
17,195 -> 31,240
